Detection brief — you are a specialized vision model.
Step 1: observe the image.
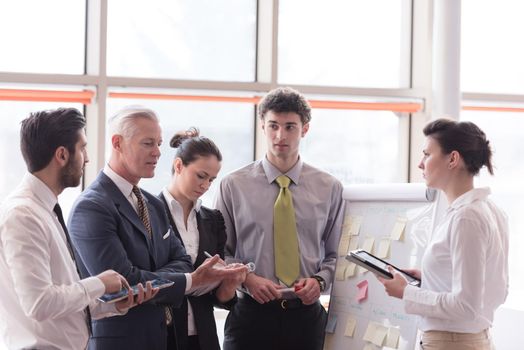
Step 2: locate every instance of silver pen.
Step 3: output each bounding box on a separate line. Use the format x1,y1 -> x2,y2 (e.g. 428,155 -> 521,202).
204,251 -> 256,272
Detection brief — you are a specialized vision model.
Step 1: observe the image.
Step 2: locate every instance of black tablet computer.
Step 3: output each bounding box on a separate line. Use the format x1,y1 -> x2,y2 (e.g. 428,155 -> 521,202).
98,278 -> 174,303
346,249 -> 421,287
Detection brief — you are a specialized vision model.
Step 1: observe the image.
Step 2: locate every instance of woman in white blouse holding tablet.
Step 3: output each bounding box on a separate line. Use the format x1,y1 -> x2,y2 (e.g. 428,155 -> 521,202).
379,118 -> 509,350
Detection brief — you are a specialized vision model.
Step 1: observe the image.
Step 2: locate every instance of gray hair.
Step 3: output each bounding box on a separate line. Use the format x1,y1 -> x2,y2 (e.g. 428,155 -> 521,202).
108,105 -> 159,138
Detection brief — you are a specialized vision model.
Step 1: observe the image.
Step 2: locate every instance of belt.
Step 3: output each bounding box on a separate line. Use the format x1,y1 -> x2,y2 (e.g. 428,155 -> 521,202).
237,291 -> 308,310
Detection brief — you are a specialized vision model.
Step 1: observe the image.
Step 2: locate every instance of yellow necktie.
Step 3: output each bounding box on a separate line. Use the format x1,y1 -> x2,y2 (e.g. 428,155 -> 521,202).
273,175 -> 300,287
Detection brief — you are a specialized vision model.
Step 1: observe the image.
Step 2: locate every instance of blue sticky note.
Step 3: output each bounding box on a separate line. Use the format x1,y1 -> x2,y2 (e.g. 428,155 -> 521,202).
325,313 -> 338,334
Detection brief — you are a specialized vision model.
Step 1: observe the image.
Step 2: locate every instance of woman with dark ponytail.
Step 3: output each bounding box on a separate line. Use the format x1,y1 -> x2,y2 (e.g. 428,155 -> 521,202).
378,118 -> 509,350
159,127 -> 246,350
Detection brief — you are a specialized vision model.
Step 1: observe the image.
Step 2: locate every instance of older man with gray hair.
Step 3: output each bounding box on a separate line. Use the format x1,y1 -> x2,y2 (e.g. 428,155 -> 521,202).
68,106 -> 247,349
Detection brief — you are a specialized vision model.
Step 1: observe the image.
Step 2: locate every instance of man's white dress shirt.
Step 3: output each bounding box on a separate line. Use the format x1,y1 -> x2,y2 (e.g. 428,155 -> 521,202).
0,173 -> 118,349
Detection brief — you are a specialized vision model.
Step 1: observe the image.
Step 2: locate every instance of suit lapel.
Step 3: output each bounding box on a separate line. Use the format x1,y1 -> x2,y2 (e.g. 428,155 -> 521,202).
158,193 -> 184,246
196,209 -> 213,266
98,173 -> 155,255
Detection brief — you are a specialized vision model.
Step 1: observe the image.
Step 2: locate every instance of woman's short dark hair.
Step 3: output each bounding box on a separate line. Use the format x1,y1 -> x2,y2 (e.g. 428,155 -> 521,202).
423,118 -> 494,175
20,108 -> 86,173
258,87 -> 312,124
169,127 -> 222,174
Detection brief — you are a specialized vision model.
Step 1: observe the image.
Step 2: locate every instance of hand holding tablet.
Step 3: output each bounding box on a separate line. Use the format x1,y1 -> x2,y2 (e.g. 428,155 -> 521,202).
98,278 -> 174,303
346,249 -> 421,287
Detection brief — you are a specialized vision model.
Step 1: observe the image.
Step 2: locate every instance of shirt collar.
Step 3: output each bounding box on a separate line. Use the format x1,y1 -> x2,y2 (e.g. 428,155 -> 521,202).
23,172 -> 58,212
449,187 -> 491,211
261,156 -> 303,186
162,187 -> 202,214
103,164 -> 134,198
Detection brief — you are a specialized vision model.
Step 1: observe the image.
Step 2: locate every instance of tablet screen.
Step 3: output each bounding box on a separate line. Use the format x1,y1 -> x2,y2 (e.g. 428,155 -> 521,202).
98,278 -> 174,303
348,250 -> 420,286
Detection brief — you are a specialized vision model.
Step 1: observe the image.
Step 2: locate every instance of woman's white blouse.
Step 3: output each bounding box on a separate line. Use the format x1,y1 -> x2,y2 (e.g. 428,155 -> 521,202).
403,187 -> 509,333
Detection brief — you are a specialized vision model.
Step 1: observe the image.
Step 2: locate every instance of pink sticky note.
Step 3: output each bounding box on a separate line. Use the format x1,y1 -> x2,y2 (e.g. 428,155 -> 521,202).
356,280 -> 368,302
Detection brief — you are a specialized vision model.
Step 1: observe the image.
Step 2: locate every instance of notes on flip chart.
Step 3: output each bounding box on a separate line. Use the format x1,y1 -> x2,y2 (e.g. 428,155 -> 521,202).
377,238 -> 391,259
338,233 -> 351,256
363,321 -> 389,347
345,262 -> 357,279
385,327 -> 400,349
326,313 -> 338,334
361,237 -> 375,254
344,317 -> 357,337
335,259 -> 349,281
348,236 -> 359,252
356,280 -> 368,303
390,217 -> 407,241
343,215 -> 363,236
357,265 -> 368,275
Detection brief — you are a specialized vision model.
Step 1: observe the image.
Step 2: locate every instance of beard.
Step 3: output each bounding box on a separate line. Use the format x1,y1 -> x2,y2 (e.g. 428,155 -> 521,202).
59,157 -> 83,189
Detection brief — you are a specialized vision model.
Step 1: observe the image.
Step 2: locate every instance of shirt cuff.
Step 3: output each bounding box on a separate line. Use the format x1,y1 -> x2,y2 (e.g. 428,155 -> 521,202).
403,284 -> 418,302
185,273 -> 192,293
80,276 -> 106,299
403,284 -> 438,315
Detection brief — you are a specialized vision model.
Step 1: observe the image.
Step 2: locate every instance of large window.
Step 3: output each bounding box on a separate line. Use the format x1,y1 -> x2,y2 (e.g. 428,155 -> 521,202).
461,0 -> 524,94
107,0 -> 257,81
278,0 -> 411,88
0,0 -> 85,74
301,109 -> 406,183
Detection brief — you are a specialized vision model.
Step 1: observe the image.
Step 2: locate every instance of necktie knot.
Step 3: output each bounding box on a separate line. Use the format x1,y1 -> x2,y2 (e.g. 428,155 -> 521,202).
53,203 -> 63,218
132,186 -> 153,238
132,185 -> 142,198
276,175 -> 291,189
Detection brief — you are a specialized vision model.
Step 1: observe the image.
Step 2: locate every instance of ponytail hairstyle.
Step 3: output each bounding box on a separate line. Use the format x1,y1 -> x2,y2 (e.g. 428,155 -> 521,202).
423,118 -> 493,175
169,127 -> 222,174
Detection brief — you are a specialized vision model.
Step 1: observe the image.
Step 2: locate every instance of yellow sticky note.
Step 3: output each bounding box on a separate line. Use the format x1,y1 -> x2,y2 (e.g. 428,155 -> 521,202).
344,317 -> 357,337
377,239 -> 391,259
342,214 -> 352,235
371,324 -> 388,346
344,215 -> 363,236
390,217 -> 407,241
357,265 -> 368,275
361,237 -> 375,254
363,322 -> 378,342
348,236 -> 359,252
345,262 -> 357,279
385,327 -> 400,348
363,321 -> 388,347
335,259 -> 348,281
323,333 -> 334,350
338,233 -> 351,256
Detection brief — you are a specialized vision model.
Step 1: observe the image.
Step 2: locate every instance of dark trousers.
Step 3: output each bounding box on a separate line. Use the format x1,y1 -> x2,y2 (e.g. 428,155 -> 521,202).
167,326 -> 201,350
223,295 -> 327,350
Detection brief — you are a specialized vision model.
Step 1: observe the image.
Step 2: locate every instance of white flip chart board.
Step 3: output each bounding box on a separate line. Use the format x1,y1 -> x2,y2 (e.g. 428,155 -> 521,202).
324,183 -> 446,350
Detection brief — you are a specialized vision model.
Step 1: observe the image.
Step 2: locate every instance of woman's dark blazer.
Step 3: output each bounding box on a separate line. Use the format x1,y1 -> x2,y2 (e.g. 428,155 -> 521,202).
159,193 -> 228,350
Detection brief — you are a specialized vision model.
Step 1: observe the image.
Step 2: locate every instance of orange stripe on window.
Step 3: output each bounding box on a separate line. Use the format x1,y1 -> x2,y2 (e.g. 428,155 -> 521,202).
0,89 -> 94,104
462,105 -> 524,113
109,92 -> 260,104
308,100 -> 421,112
109,92 -> 422,113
